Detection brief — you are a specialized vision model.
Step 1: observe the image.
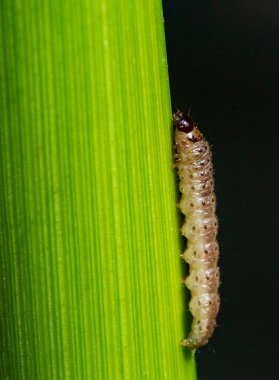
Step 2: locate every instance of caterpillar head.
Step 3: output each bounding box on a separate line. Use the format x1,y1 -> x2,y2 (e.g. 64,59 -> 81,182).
173,110 -> 203,142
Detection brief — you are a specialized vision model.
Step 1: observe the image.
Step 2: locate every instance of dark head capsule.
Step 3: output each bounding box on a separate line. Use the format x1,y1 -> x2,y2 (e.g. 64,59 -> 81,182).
173,110 -> 195,133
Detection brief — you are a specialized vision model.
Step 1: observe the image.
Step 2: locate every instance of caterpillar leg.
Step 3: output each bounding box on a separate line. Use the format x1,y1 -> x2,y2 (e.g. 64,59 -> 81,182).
181,337 -> 199,350
180,278 -> 187,286
179,253 -> 185,261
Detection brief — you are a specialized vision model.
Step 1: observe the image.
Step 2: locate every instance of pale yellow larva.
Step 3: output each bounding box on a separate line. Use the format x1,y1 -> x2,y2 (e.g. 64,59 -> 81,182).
173,110 -> 220,350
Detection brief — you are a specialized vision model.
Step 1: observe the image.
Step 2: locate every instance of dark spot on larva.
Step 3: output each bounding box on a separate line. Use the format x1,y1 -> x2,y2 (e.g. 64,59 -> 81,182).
191,186 -> 195,190
202,184 -> 206,189
214,222 -> 217,226
215,246 -> 218,250
201,172 -> 204,176
205,146 -> 208,150
198,301 -> 201,305
195,276 -> 199,281
198,148 -> 202,153
210,168 -> 212,171
207,158 -> 210,162
206,325 -> 209,330
193,251 -> 197,256
204,225 -> 208,229
202,201 -> 206,206
198,320 -> 200,324
204,250 -> 208,254
190,202 -> 194,207
209,301 -> 212,305
210,181 -> 213,185
199,326 -> 202,331
192,226 -> 196,231
190,174 -> 193,179
206,275 -> 210,280
212,198 -> 214,202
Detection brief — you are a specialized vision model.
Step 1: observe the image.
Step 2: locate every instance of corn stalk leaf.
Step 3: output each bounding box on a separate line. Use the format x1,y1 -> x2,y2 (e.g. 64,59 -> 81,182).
0,0 -> 196,378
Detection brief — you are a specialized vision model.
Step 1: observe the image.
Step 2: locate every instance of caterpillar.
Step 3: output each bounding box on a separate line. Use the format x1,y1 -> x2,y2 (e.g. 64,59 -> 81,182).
173,110 -> 220,350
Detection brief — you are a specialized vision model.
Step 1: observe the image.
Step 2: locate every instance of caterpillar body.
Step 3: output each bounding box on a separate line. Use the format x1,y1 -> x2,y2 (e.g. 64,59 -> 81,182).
173,110 -> 220,350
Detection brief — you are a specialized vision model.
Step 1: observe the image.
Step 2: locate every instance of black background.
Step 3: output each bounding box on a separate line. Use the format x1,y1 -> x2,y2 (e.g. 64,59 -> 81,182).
163,1 -> 279,379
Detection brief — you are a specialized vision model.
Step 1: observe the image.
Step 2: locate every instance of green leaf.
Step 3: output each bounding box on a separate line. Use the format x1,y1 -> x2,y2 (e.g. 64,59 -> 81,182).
0,0 -> 197,378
